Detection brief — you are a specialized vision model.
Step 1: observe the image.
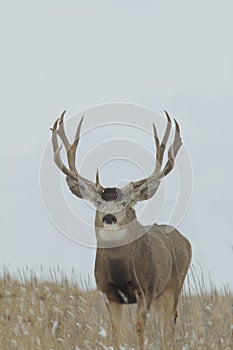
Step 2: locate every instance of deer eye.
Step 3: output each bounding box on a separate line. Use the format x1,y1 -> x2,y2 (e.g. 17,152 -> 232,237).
121,201 -> 127,207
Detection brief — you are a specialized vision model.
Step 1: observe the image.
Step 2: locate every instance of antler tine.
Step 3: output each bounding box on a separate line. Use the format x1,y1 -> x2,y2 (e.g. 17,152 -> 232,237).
95,168 -> 103,191
173,119 -> 182,157
66,115 -> 84,174
162,111 -> 172,146
96,168 -> 100,186
152,123 -> 160,151
154,111 -> 172,173
51,118 -> 60,151
57,110 -> 71,152
161,118 -> 182,177
50,118 -> 78,180
74,115 -> 84,145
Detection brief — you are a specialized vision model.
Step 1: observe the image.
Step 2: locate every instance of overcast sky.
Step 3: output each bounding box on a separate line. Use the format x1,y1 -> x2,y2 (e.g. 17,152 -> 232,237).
1,0 -> 233,290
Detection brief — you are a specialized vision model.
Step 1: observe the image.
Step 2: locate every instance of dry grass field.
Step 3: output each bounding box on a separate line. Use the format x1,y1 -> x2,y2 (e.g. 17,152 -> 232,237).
0,267 -> 232,350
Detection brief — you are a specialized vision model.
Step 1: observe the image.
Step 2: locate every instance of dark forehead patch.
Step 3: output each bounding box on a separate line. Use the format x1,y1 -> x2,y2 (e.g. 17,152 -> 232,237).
101,187 -> 122,202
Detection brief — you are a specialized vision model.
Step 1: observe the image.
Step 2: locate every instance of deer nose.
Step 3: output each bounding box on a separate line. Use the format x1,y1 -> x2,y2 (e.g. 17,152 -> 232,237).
102,214 -> 117,225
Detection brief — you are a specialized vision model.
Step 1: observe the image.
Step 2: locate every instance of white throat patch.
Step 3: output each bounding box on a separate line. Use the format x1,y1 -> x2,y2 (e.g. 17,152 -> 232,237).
98,225 -> 128,242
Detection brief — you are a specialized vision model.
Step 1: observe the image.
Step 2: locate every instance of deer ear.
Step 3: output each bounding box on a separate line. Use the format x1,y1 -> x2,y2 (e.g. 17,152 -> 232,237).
66,176 -> 99,204
130,178 -> 161,204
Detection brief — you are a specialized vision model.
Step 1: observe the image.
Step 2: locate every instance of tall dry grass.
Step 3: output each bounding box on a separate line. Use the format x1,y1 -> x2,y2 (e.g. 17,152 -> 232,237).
0,266 -> 232,350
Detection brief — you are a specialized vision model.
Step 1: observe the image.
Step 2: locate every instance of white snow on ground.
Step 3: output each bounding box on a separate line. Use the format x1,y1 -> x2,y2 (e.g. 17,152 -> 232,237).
98,326 -> 107,338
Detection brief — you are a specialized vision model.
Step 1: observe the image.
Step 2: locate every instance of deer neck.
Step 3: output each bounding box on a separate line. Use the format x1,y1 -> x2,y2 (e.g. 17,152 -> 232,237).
95,218 -> 145,249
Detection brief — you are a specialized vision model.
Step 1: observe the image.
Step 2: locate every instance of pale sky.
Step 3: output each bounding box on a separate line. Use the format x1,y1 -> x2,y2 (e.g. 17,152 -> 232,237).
1,0 -> 233,289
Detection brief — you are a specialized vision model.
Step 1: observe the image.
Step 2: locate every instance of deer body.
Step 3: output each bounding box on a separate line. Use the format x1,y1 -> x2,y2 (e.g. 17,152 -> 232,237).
51,111 -> 192,349
95,224 -> 191,305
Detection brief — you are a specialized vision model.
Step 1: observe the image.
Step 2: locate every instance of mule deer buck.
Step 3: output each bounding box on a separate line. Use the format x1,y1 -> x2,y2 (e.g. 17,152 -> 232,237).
51,111 -> 192,349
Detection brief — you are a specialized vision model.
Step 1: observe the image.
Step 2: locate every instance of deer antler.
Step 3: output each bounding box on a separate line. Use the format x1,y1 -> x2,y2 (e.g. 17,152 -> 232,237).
51,110 -> 182,203
123,111 -> 182,201
51,111 -> 102,199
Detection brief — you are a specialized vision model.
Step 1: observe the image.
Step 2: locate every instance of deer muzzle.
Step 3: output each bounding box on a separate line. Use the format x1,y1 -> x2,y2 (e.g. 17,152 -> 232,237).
102,214 -> 117,225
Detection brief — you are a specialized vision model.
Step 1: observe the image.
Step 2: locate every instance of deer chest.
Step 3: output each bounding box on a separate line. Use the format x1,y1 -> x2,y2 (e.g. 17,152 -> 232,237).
108,258 -> 130,285
108,259 -> 137,304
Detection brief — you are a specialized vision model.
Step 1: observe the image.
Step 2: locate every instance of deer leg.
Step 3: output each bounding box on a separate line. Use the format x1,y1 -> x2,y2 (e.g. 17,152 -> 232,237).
153,288 -> 179,342
136,294 -> 150,350
164,288 -> 181,338
106,300 -> 123,349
